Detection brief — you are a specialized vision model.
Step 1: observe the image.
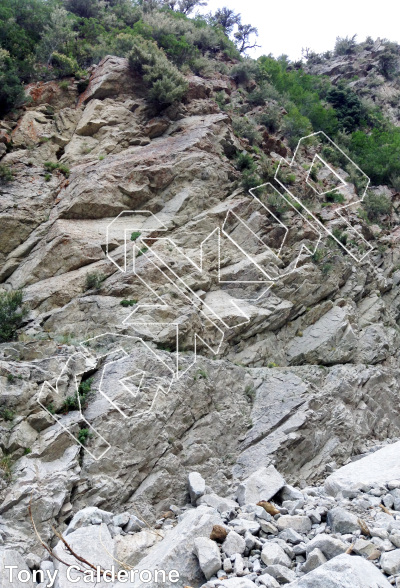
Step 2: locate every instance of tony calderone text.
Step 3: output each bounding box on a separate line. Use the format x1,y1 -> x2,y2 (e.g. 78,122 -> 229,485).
3,565 -> 180,585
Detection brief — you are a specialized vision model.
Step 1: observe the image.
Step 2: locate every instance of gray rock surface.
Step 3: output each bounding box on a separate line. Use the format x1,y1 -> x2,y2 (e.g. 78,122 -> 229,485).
327,507 -> 360,534
189,472 -> 206,505
113,505 -> 222,588
53,524 -> 114,588
194,537 -> 221,580
285,554 -> 391,587
325,441 -> 400,496
236,466 -> 285,505
0,549 -> 34,588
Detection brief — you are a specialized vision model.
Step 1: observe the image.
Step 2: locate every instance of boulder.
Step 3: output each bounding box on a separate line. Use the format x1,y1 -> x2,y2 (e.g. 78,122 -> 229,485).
188,472 -> 206,505
258,573 -> 280,587
276,515 -> 312,534
0,549 -> 34,588
264,564 -> 296,583
53,524 -> 114,588
115,529 -> 162,567
193,537 -> 221,580
236,466 -> 285,506
113,505 -> 222,588
302,548 -> 327,573
305,534 -> 348,560
325,441 -> 400,496
78,55 -> 133,105
261,542 -> 291,567
285,553 -> 391,587
327,507 -> 360,534
222,530 -> 246,557
65,507 -> 113,536
197,493 -> 239,513
380,548 -> 400,575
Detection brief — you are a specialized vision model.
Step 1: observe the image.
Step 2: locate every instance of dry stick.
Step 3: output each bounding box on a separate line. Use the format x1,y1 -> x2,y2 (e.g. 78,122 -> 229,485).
379,503 -> 393,516
29,498 -> 109,578
345,542 -> 354,554
51,526 -> 113,579
28,501 -> 85,573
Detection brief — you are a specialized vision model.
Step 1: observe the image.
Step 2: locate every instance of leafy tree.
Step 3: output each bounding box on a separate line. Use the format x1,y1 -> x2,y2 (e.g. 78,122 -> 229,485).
326,86 -> 364,132
0,49 -> 25,116
363,192 -> 392,221
350,128 -> 400,186
212,7 -> 241,35
0,0 -> 51,80
334,34 -> 357,56
175,0 -> 207,14
234,23 -> 259,53
36,7 -> 76,65
63,0 -> 101,19
281,107 -> 313,150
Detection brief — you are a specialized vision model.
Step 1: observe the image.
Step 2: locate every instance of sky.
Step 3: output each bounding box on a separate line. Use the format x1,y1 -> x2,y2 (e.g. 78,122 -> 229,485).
198,0 -> 400,61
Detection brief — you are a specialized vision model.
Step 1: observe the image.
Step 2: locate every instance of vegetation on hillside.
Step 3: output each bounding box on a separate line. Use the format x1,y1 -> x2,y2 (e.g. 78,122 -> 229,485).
0,2 -> 400,188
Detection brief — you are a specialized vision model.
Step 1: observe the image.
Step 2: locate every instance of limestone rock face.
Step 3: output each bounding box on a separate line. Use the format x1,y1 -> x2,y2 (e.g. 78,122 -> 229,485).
1,47 -> 400,582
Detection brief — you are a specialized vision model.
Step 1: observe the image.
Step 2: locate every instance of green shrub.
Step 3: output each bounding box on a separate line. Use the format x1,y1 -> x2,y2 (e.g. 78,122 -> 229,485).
325,190 -> 345,203
281,108 -> 313,150
235,152 -> 255,171
0,49 -> 26,116
130,231 -> 141,241
0,290 -> 26,343
312,248 -> 324,263
0,455 -> 13,480
120,299 -> 138,307
85,272 -> 105,291
59,377 -> 94,414
326,86 -> 364,133
51,52 -> 79,76
265,192 -> 289,218
0,164 -> 14,182
128,37 -> 187,108
247,83 -> 270,106
331,227 -> 348,245
77,427 -> 92,445
389,175 -> 400,192
378,46 -> 399,79
44,161 -> 70,178
58,80 -> 69,90
363,192 -> 392,221
241,170 -> 261,190
244,384 -> 256,402
230,59 -> 259,84
0,408 -> 14,422
136,247 -> 149,257
255,107 -> 281,133
349,128 -> 400,186
232,116 -> 262,145
334,35 -> 357,56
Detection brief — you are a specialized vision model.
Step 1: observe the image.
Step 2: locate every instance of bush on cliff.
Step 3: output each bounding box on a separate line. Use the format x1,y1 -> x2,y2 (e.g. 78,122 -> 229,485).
0,290 -> 27,343
128,37 -> 187,107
